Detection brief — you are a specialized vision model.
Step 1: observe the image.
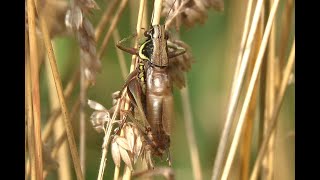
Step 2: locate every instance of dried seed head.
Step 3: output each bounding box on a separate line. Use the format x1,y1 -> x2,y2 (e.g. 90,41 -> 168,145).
88,100 -> 111,133
111,137 -> 121,167
163,0 -> 224,29
168,40 -> 194,89
65,7 -> 83,30
65,1 -> 101,84
113,135 -> 134,170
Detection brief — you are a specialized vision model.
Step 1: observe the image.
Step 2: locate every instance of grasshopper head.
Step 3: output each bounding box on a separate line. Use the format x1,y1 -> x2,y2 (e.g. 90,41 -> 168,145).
139,25 -> 169,67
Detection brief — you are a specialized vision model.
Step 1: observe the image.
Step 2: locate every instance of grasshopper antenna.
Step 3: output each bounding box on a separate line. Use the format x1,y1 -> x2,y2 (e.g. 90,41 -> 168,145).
164,0 -> 177,26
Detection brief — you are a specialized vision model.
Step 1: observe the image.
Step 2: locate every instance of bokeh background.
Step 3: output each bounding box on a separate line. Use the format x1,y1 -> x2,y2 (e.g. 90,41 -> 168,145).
40,0 -> 294,179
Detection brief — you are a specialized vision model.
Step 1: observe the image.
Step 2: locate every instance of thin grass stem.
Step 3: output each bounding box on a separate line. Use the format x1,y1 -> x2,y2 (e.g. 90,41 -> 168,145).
250,40 -> 294,180
211,0 -> 265,179
27,0 -> 43,179
98,0 -> 129,59
220,0 -> 280,178
180,75 -> 203,180
33,0 -> 84,178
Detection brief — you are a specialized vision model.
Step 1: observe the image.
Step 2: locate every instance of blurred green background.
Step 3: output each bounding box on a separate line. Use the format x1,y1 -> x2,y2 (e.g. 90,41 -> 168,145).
40,0 -> 294,179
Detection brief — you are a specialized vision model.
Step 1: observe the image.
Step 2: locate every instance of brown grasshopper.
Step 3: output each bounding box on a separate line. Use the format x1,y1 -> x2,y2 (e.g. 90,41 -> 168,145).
116,24 -> 186,167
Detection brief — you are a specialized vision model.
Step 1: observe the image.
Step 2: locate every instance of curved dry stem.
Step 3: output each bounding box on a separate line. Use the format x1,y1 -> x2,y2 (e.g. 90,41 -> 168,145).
33,0 -> 84,178
220,0 -> 280,179
27,0 -> 43,179
95,0 -> 119,40
98,0 -> 129,59
180,77 -> 203,180
250,40 -> 295,180
211,0 -> 265,179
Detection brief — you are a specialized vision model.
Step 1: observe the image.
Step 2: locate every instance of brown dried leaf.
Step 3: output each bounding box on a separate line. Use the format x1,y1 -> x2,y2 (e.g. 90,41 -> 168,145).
111,138 -> 121,167
88,99 -> 106,111
119,146 -> 133,170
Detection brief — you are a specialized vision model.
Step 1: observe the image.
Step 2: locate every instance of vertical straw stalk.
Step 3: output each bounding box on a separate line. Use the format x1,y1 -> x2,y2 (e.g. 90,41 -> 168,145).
212,0 -> 265,179
180,75 -> 203,180
220,0 -> 280,179
26,53 -> 37,180
239,16 -> 263,180
27,0 -> 43,179
46,57 -> 71,180
250,40 -> 295,180
33,0 -> 84,178
261,0 -> 277,179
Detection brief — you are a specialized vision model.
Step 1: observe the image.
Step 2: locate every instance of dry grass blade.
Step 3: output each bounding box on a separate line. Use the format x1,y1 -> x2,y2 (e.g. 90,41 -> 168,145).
98,0 -> 129,59
220,0 -> 280,179
230,0 -> 254,95
250,40 -> 295,180
26,55 -> 36,180
95,0 -> 119,40
27,0 -> 43,179
279,0 -> 294,73
239,24 -> 262,180
46,57 -> 71,180
33,0 -> 84,179
180,77 -> 203,180
211,0 -> 265,179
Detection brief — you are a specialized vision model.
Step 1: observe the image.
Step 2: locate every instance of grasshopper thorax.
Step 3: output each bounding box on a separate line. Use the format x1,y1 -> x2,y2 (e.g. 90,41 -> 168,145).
139,25 -> 170,67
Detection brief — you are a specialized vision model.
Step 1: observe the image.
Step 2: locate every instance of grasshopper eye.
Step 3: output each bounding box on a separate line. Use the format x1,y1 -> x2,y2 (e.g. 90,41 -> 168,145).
144,30 -> 149,37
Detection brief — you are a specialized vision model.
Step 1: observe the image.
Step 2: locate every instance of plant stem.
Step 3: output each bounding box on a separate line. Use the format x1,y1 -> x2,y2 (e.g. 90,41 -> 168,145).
27,0 -> 43,179
211,0 -> 265,179
33,0 -> 84,178
250,40 -> 294,180
180,77 -> 203,180
220,0 -> 280,178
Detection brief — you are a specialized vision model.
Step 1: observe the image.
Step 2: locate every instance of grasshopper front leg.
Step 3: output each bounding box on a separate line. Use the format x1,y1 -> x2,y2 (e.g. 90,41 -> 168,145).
167,40 -> 187,59
116,32 -> 139,55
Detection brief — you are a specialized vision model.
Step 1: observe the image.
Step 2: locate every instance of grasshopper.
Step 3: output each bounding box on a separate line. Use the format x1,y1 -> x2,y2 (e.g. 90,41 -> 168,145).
116,19 -> 187,168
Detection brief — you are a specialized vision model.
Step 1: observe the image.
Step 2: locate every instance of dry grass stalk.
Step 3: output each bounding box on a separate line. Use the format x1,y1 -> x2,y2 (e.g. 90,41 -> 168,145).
42,70 -> 80,143
278,0 -> 294,75
43,99 -> 81,179
262,0 -> 277,178
220,0 -> 280,179
211,0 -> 265,179
98,0 -> 129,59
239,18 -> 263,180
27,0 -> 43,179
26,54 -> 37,180
95,0 -> 119,40
230,0 -> 254,95
46,58 -> 71,180
250,40 -> 295,180
180,75 -> 203,180
33,0 -> 84,178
